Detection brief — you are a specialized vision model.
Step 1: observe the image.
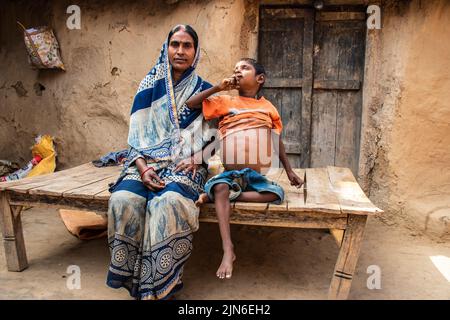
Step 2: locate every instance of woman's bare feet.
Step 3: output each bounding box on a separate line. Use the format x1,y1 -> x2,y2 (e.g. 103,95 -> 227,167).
195,193 -> 211,207
216,246 -> 236,279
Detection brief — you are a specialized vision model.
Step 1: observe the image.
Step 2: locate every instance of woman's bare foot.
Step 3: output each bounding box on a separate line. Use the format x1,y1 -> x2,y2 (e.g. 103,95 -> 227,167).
216,246 -> 236,279
195,193 -> 211,207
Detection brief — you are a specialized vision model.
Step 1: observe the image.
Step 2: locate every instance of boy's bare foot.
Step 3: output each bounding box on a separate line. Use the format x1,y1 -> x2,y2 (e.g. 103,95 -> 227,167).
216,246 -> 236,279
195,193 -> 211,207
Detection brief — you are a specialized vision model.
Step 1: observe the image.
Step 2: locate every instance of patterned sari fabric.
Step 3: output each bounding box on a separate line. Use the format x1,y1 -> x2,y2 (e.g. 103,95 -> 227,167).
107,33 -> 213,300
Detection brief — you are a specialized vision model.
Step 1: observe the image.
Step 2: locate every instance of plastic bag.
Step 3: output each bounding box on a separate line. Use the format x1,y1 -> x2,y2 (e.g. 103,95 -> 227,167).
17,21 -> 65,70
0,156 -> 42,182
27,135 -> 56,177
0,135 -> 56,182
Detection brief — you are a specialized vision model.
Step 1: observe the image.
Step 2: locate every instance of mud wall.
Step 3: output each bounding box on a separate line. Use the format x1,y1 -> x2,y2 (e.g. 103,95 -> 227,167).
0,0 -> 251,167
359,0 -> 450,237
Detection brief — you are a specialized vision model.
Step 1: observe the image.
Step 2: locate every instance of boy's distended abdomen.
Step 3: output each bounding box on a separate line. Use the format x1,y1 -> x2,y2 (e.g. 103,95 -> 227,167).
219,127 -> 279,174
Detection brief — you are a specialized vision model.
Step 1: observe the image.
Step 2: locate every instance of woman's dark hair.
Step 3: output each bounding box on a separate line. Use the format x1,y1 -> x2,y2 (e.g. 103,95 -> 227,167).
168,24 -> 199,51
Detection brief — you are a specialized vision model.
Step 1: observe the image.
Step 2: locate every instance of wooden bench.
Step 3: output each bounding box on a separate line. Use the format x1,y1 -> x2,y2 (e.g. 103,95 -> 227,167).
0,163 -> 382,299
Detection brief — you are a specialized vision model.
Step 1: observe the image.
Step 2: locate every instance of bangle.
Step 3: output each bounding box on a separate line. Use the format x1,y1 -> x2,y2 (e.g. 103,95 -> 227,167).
140,166 -> 154,180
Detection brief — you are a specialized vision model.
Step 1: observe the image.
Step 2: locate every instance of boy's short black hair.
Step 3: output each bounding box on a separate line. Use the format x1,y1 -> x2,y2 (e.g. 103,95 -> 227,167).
239,58 -> 266,91
239,58 -> 266,76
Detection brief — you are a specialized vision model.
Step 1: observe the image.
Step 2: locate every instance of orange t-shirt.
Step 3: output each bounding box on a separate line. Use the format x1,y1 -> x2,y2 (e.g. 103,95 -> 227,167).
202,95 -> 283,138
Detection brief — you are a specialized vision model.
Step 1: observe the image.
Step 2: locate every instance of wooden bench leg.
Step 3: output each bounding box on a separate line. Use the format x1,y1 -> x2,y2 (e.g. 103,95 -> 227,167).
328,214 -> 367,300
1,192 -> 28,271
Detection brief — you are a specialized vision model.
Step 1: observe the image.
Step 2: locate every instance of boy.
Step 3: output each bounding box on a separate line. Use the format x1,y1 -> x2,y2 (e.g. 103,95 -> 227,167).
185,58 -> 304,279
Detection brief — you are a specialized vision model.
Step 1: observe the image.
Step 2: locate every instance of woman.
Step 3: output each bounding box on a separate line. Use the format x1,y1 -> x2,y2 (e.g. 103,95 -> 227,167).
106,25 -> 213,300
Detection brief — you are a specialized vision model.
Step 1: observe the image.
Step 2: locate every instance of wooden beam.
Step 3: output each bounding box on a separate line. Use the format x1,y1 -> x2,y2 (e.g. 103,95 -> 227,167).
328,214 -> 367,299
200,206 -> 348,229
9,192 -> 109,213
313,80 -> 361,90
264,78 -> 304,88
316,12 -> 366,21
261,7 -> 309,20
1,192 -> 28,271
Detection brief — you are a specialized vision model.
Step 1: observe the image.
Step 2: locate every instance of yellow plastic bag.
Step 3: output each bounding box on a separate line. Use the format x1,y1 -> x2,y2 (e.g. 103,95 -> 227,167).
27,135 -> 56,177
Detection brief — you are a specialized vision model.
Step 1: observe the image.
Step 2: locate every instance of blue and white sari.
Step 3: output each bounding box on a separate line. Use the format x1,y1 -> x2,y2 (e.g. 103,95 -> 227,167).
106,33 -> 213,300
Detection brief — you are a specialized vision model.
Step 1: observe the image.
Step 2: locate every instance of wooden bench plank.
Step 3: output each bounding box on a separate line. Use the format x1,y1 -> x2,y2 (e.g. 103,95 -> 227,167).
0,163 -> 93,191
327,166 -> 383,215
304,168 -> 341,213
284,168 -> 307,212
29,165 -> 120,196
63,172 -> 121,199
5,163 -> 103,194
268,168 -> 306,212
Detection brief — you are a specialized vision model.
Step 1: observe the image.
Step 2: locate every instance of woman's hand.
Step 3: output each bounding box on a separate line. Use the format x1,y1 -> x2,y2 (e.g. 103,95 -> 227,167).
141,167 -> 165,191
174,154 -> 203,178
286,170 -> 304,188
217,75 -> 240,91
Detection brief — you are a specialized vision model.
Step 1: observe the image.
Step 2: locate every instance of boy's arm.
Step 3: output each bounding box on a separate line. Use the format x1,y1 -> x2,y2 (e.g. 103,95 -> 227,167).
186,76 -> 239,109
275,134 -> 304,187
185,85 -> 221,109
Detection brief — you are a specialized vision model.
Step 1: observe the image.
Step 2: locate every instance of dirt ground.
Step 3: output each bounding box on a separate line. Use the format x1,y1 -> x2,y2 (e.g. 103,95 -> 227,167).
0,207 -> 449,300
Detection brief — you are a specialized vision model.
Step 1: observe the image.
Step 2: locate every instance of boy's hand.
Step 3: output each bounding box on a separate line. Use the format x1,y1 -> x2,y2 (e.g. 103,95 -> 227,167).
286,170 -> 304,188
217,75 -> 240,91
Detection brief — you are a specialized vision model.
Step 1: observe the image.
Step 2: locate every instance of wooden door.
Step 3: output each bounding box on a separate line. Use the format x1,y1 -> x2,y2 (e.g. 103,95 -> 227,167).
310,10 -> 366,174
258,7 -> 366,174
258,7 -> 314,168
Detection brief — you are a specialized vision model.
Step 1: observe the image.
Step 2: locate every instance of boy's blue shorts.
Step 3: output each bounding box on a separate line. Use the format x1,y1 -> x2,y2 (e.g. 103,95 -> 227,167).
203,168 -> 284,204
